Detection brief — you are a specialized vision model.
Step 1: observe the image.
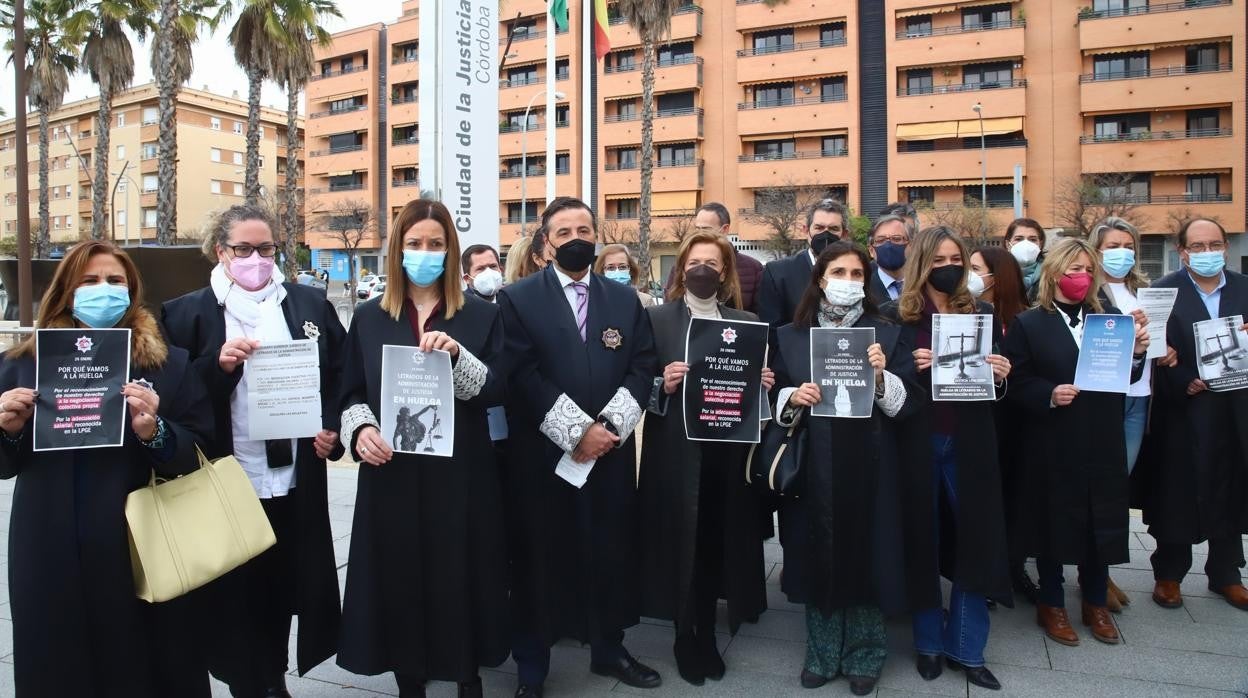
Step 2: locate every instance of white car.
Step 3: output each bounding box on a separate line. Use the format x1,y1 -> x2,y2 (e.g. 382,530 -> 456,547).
366,282 -> 386,301
357,274 -> 385,299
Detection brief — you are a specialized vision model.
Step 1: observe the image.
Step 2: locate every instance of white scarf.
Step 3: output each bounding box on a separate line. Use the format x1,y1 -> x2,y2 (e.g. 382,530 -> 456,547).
211,263 -> 289,341
685,292 -> 722,319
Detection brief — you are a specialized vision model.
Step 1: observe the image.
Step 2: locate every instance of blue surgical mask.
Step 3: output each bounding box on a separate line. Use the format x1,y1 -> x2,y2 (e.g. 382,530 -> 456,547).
72,283 -> 131,328
402,250 -> 446,287
1101,248 -> 1136,279
1188,250 -> 1226,278
874,242 -> 907,272
604,269 -> 632,286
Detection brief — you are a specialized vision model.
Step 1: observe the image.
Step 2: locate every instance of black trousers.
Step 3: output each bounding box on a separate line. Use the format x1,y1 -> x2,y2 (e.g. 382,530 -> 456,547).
228,492 -> 297,698
1152,535 -> 1246,588
681,446 -> 727,640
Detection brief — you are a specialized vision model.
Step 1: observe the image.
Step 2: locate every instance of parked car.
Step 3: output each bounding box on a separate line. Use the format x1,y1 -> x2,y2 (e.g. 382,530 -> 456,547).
366,282 -> 386,301
357,274 -> 385,299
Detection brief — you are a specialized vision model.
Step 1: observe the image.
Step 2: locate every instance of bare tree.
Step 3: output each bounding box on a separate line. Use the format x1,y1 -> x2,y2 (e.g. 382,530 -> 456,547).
317,198 -> 378,307
925,201 -> 997,245
658,214 -> 694,248
1055,173 -> 1149,238
1165,206 -> 1221,236
599,219 -> 639,246
744,180 -> 836,260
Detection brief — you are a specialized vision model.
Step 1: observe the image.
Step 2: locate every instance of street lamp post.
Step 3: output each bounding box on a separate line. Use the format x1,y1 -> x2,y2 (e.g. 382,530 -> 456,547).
972,102 -> 987,215
110,161 -> 131,245
520,89 -> 566,231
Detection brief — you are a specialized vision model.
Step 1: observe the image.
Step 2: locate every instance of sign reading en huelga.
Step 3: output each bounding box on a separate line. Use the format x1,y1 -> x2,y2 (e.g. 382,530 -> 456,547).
683,318 -> 768,443
33,328 -> 131,452
380,345 -> 456,457
810,327 -> 876,418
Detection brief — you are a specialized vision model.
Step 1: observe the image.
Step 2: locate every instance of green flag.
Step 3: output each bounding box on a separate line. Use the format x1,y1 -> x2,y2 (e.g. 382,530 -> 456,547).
549,0 -> 569,32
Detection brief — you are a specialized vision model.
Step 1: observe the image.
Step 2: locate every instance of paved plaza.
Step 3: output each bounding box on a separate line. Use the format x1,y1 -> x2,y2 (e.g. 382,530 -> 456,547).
0,464 -> 1244,697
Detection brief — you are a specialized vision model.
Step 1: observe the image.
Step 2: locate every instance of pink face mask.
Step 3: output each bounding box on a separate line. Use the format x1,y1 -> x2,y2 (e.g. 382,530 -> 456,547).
228,252 -> 275,291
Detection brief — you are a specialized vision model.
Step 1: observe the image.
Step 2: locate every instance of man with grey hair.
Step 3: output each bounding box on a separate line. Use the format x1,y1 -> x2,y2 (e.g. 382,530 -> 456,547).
866,214 -> 912,306
757,198 -> 850,333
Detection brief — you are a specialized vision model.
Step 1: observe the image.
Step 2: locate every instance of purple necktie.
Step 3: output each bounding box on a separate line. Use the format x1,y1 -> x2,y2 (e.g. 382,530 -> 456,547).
572,281 -> 588,342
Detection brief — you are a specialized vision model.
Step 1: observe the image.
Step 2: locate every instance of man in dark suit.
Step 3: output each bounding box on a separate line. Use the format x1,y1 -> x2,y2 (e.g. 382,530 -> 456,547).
866,214 -> 912,307
661,203 -> 764,312
498,197 -> 661,697
1145,217 -> 1248,612
756,198 -> 849,332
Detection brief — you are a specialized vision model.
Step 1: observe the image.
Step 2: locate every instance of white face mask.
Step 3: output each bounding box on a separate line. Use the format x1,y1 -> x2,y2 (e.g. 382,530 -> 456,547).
471,268 -> 504,297
967,271 -> 987,298
822,278 -> 866,308
1010,239 -> 1041,267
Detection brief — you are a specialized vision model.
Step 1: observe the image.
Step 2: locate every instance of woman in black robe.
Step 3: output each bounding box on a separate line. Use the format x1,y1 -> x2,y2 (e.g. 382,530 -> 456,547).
1003,237 -> 1147,647
770,242 -> 934,696
880,227 -> 1013,692
638,232 -> 770,686
0,240 -> 212,697
336,200 -> 509,698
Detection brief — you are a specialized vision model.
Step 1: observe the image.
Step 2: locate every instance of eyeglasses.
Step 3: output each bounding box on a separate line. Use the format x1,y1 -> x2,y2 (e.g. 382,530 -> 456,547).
873,235 -> 909,246
1186,242 -> 1227,253
225,243 -> 278,258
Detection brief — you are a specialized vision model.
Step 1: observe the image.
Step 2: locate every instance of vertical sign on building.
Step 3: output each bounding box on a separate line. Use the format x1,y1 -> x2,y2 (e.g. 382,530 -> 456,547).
419,0 -> 500,250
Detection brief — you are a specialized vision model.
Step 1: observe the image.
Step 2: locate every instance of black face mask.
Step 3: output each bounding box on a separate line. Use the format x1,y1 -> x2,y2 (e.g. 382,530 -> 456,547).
810,231 -> 837,255
684,264 -> 721,300
927,265 -> 965,295
555,238 -> 596,273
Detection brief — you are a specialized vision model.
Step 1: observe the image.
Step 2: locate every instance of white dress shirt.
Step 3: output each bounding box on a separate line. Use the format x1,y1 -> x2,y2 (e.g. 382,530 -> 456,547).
552,265 -> 589,317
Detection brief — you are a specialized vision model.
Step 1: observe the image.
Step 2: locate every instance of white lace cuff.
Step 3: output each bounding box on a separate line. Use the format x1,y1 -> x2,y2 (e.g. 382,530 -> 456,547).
600,387 -> 643,442
874,371 -> 906,418
341,403 -> 380,452
775,387 -> 801,427
540,393 -> 594,452
452,346 -> 488,400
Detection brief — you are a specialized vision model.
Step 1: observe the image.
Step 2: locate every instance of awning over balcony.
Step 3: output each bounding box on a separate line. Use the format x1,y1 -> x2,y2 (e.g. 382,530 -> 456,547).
1155,168 -> 1231,176
605,193 -> 638,201
652,191 -> 699,210
898,177 -> 1015,187
895,116 -> 1023,141
896,0 -> 1003,19
323,89 -> 368,102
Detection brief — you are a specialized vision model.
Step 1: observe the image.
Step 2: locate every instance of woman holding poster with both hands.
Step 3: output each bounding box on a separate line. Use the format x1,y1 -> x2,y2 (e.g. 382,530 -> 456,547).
0,240 -> 213,696
336,199 -> 509,698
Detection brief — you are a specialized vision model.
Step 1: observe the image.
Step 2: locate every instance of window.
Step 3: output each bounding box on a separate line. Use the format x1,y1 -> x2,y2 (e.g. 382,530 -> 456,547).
233,121 -> 243,135
753,84 -> 794,108
66,216 -> 72,228
556,59 -> 570,80
211,117 -> 221,131
753,139 -> 796,160
1094,52 -> 1149,80
752,29 -> 794,54
116,112 -> 126,127
1093,0 -> 1148,13
962,3 -> 1011,29
64,184 -> 71,198
330,132 -> 364,151
257,156 -> 264,168
964,183 -> 1014,207
658,91 -> 695,114
555,105 -> 570,125
506,66 -> 538,86
820,23 -> 846,45
906,186 -> 936,205
53,217 -> 60,230
821,77 -> 847,101
329,174 -> 363,191
506,201 -> 540,222
398,42 -> 418,62
259,126 -> 264,139
657,144 -> 695,166
320,61 -> 333,77
211,148 -> 222,163
232,151 -> 243,166
116,209 -> 126,227
143,208 -> 157,228
116,144 -> 125,160
616,199 -> 639,218
210,180 -> 221,194
505,111 -> 539,130
658,42 -> 695,66
143,175 -> 158,193
1139,236 -> 1165,279
822,135 -> 847,156
394,167 -> 419,184
963,61 -> 1013,88
1094,113 -> 1150,139
906,69 -> 933,95
233,182 -> 244,196
340,57 -> 354,72
617,101 -> 639,120
1096,174 -> 1150,202
1186,44 -> 1220,72
330,97 -> 364,113
609,51 -> 637,71
142,107 -> 158,125
1187,108 -> 1220,133
615,148 -> 639,169
142,142 -> 158,160
1187,175 -> 1219,200
117,179 -> 127,193
905,15 -> 932,37
393,83 -> 419,103
555,153 -> 570,173
755,188 -> 797,212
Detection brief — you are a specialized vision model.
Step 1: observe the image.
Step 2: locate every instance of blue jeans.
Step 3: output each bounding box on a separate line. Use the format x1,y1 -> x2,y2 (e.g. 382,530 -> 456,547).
1123,396 -> 1148,474
911,435 -> 991,667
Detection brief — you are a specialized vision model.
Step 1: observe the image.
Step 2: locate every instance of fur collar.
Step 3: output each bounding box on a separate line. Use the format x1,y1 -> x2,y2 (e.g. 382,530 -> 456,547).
10,306 -> 168,369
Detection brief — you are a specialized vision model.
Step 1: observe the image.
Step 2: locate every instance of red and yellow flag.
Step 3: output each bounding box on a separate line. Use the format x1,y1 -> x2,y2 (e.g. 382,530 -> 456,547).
592,0 -> 611,60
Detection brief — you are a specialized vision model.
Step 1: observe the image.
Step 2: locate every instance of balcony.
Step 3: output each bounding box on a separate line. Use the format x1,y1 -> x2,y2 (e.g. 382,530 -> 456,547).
602,57 -> 703,98
737,39 -> 851,85
892,82 -> 1026,125
499,167 -> 572,199
1080,132 -> 1233,174
306,64 -> 372,103
610,5 -> 702,48
500,122 -> 568,156
601,107 -> 704,147
601,159 -> 703,197
309,104 -> 368,119
308,143 -> 365,157
1078,127 -> 1231,144
1078,0 -> 1230,21
896,78 -> 1027,97
896,19 -> 1026,40
1079,64 -> 1235,112
1078,0 -> 1233,52
895,142 -> 1027,183
306,143 -> 371,177
309,182 -> 367,195
737,149 -> 849,189
309,64 -> 368,83
736,95 -> 851,136
892,24 -> 1025,68
735,0 -> 837,31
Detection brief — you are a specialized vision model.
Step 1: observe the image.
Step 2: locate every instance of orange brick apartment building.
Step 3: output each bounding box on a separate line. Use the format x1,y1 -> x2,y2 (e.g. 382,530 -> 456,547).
302,0 -> 1245,282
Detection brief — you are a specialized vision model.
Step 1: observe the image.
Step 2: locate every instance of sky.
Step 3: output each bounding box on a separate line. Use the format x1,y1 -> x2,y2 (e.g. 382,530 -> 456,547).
1,3 -> 399,117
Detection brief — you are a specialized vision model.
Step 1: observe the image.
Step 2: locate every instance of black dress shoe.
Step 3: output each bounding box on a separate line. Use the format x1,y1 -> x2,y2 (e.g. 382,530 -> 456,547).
1012,568 -> 1040,606
673,634 -> 705,686
916,653 -> 943,680
799,668 -> 828,689
514,685 -> 543,698
458,677 -> 483,698
847,675 -> 877,696
698,634 -> 725,681
590,653 -> 662,689
946,658 -> 1002,691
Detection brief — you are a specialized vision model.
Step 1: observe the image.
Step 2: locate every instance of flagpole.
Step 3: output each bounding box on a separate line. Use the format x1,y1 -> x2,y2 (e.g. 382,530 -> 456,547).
581,0 -> 594,204
545,6 -> 558,206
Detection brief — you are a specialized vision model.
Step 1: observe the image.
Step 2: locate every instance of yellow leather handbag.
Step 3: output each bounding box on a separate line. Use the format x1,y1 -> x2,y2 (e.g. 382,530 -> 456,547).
125,447 -> 276,602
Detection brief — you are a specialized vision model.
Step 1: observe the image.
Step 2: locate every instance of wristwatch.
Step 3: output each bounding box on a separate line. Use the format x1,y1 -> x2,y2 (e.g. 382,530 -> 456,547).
596,414 -> 619,438
138,416 -> 168,450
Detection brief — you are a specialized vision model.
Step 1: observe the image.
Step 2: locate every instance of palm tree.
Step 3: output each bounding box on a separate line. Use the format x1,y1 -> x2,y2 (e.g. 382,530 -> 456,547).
273,0 -> 339,275
615,0 -> 683,286
226,0 -> 289,205
23,0 -> 80,257
153,0 -> 220,245
69,0 -> 154,241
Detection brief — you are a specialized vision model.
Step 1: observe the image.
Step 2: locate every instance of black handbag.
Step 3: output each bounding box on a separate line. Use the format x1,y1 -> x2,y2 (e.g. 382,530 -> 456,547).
746,410 -> 807,497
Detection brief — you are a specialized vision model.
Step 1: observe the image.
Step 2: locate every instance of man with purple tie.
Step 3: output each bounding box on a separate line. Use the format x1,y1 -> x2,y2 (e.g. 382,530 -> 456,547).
497,197 -> 660,698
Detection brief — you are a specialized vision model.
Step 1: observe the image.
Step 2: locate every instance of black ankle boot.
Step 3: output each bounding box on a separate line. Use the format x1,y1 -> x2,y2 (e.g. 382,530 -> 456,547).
697,631 -> 725,681
674,633 -> 705,686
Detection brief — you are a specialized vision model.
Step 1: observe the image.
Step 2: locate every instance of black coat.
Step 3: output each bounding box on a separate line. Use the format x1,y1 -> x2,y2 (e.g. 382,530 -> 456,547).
637,299 -> 767,633
335,297 -> 510,681
1138,270 -> 1248,543
867,262 -> 893,308
0,333 -> 212,698
881,300 -> 1013,605
161,283 -> 344,678
497,266 -> 657,646
758,251 -> 813,333
1002,305 -> 1137,566
771,317 -> 939,616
